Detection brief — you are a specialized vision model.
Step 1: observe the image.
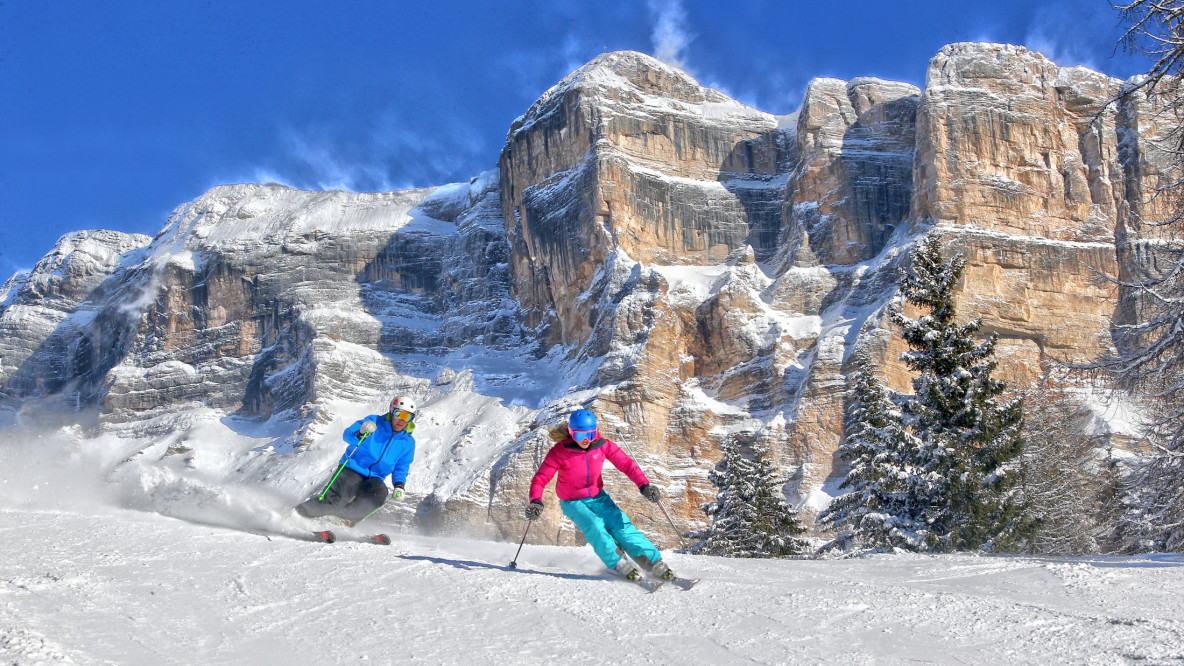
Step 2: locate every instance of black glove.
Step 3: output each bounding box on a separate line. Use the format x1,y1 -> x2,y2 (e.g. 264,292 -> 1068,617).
525,500 -> 543,520
640,483 -> 660,503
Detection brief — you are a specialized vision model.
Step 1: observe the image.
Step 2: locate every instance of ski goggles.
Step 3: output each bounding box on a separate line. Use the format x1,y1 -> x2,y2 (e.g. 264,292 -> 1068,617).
570,429 -> 598,442
391,410 -> 415,422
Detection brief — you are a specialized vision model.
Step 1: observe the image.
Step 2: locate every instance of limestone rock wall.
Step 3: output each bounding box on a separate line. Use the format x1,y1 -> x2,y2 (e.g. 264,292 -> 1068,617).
491,45 -> 1168,543
499,51 -> 791,348
785,77 -> 920,267
909,43 -> 1133,379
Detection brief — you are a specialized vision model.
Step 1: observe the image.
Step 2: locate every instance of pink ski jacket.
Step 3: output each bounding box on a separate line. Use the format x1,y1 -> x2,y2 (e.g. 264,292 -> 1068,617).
529,437 -> 650,502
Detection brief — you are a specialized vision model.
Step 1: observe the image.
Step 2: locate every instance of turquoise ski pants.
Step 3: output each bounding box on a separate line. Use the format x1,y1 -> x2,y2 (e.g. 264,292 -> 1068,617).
560,491 -> 662,569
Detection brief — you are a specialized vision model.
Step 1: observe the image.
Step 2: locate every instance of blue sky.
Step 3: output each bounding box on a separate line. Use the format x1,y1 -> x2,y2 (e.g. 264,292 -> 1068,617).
0,1 -> 1150,278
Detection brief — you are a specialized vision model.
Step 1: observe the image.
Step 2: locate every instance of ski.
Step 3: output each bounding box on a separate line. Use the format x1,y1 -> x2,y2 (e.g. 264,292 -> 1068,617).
347,533 -> 391,545
243,528 -> 389,546
239,528 -> 336,544
665,575 -> 699,591
622,574 -> 665,593
315,530 -> 392,545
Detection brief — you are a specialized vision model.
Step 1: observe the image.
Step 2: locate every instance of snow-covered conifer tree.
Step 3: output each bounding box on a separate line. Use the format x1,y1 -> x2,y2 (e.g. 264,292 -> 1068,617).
1111,397 -> 1184,552
697,438 -> 757,556
746,446 -> 809,557
818,357 -> 930,554
889,232 -> 1032,552
696,437 -> 808,558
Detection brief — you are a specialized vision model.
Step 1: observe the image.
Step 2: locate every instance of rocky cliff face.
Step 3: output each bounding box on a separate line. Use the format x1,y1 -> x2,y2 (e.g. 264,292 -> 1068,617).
787,76 -> 920,267
498,52 -> 791,347
909,44 -> 1138,384
0,43 -> 1169,548
0,230 -> 152,420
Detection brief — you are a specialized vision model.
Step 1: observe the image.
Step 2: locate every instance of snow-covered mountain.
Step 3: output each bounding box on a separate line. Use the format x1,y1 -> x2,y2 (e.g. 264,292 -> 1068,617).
0,43 -> 1167,546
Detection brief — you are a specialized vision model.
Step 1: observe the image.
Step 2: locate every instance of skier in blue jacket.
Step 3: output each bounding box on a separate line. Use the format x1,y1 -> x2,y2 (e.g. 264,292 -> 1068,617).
296,396 -> 418,525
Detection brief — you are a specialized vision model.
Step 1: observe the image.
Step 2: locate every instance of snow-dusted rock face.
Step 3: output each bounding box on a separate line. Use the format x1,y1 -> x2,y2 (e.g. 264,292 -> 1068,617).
100,185 -> 435,428
786,77 -> 920,268
0,44 -> 1172,547
0,230 -> 151,420
906,43 -> 1137,380
499,51 -> 792,347
106,178 -> 529,437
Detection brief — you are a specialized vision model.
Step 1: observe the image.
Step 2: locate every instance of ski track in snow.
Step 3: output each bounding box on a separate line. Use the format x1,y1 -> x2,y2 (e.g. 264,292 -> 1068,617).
1,508 -> 1183,665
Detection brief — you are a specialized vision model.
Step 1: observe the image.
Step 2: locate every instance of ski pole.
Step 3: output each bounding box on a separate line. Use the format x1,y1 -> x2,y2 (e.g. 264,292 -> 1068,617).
508,520 -> 532,569
318,430 -> 371,501
355,501 -> 386,525
656,500 -> 689,550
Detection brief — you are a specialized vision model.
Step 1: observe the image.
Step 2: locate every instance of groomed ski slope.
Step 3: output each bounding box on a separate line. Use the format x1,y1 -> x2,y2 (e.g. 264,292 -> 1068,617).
2,507 -> 1182,665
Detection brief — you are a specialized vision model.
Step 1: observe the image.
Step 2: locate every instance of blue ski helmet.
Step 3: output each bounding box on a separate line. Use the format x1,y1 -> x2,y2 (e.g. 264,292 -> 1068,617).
568,409 -> 598,442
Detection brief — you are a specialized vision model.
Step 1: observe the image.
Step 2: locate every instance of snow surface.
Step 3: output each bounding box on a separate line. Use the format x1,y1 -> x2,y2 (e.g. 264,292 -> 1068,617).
2,437 -> 1183,665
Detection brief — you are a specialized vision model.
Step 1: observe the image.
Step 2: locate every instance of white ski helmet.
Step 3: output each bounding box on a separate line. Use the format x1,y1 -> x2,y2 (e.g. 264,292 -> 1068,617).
390,396 -> 417,417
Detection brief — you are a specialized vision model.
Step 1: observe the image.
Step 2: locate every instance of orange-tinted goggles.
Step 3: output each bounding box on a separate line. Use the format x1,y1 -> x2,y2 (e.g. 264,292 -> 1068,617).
392,410 -> 415,422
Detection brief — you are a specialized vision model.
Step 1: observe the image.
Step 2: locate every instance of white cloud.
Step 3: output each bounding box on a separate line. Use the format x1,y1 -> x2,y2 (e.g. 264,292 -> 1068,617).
562,33 -> 592,76
704,64 -> 811,115
493,40 -> 593,110
647,0 -> 693,68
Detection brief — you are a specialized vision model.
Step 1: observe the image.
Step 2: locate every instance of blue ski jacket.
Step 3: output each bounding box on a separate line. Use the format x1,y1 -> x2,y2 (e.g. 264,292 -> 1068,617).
340,415 -> 415,484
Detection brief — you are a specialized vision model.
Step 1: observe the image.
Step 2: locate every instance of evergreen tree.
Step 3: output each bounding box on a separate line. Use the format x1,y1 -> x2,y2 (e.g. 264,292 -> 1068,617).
745,447 -> 810,557
696,437 -> 808,558
888,232 -> 1032,552
698,438 -> 757,556
818,357 -> 931,554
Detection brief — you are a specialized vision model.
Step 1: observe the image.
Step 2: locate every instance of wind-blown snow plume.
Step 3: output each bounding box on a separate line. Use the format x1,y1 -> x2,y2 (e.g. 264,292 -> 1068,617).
281,127 -> 400,192
648,0 -> 692,67
0,429 -> 122,512
1023,0 -> 1110,71
0,424 -> 305,537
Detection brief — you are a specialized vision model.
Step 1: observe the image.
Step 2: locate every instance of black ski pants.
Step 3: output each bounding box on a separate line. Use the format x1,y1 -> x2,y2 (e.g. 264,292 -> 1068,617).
296,467 -> 388,523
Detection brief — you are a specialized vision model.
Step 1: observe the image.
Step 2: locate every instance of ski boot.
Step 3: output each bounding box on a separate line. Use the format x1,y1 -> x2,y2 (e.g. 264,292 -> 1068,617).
648,560 -> 675,581
632,555 -> 675,581
613,558 -> 641,581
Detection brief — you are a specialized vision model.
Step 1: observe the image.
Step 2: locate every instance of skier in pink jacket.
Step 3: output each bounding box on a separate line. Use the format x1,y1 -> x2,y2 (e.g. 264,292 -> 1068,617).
527,408 -> 676,583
